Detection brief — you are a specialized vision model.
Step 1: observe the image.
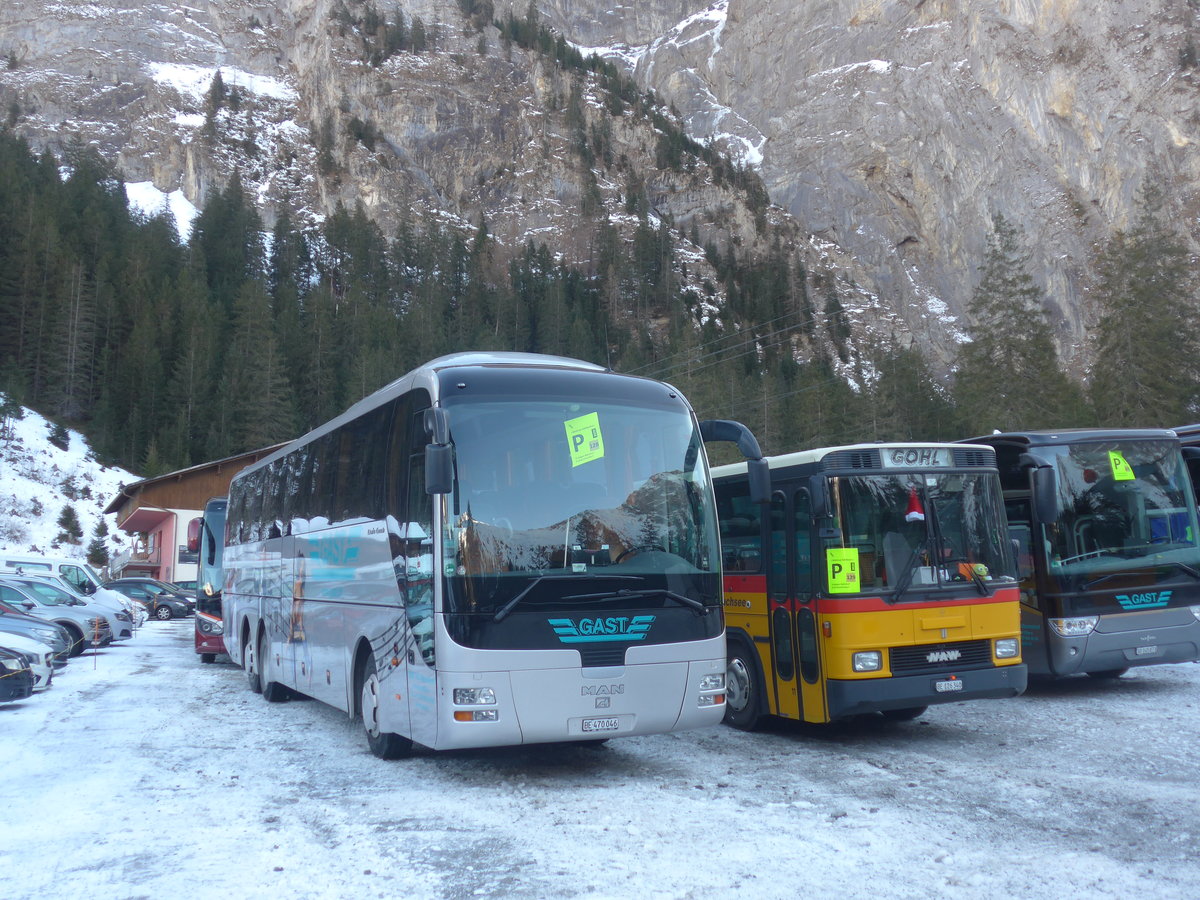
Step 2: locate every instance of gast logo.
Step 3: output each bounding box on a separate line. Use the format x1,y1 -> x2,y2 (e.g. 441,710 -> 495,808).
549,615 -> 656,643
1115,590 -> 1172,611
926,649 -> 962,663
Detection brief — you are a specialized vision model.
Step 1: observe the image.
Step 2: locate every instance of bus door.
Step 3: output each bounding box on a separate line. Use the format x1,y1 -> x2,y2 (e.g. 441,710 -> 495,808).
767,488 -> 825,723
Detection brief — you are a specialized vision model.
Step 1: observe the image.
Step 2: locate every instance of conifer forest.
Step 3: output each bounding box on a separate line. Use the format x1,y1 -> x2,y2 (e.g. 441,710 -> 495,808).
0,126 -> 1196,477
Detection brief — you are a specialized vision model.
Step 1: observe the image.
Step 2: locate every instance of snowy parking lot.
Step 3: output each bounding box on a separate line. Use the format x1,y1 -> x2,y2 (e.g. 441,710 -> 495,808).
2,621 -> 1198,899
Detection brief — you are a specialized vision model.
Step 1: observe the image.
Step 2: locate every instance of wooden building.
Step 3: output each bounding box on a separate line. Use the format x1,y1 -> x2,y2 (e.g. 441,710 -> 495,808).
104,444 -> 285,582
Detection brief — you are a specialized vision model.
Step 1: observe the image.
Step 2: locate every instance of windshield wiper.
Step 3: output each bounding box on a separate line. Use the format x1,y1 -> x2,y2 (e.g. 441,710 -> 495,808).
1084,560 -> 1200,591
889,537 -> 929,604
560,587 -> 710,614
493,575 -> 643,623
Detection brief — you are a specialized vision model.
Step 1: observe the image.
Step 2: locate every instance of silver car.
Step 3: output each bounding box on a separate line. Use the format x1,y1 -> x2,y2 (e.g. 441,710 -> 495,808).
0,580 -> 112,656
0,609 -> 71,667
3,576 -> 132,642
11,574 -> 136,639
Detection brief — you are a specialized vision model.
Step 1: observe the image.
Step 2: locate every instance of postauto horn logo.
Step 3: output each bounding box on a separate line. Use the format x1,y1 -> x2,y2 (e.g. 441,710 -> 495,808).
548,615 -> 656,643
1115,590 -> 1172,611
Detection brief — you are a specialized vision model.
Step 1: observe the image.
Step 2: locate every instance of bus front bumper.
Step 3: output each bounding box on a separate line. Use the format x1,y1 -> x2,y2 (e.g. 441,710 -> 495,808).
826,664 -> 1029,720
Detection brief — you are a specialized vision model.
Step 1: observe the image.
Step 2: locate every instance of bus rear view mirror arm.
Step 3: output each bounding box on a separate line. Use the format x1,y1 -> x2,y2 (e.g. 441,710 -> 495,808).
699,419 -> 770,504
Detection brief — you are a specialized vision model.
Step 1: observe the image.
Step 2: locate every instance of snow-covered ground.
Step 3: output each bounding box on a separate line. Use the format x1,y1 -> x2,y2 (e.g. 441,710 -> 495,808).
2,622 -> 1197,899
0,404 -> 132,560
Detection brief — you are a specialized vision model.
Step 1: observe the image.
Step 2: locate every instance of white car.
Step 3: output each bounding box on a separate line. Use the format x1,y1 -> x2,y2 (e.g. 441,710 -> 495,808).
0,633 -> 55,691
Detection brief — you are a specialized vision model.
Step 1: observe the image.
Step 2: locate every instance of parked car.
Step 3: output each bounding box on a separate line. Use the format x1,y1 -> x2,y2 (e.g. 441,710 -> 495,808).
103,581 -> 192,621
0,603 -> 72,666
3,576 -> 132,641
15,572 -> 143,631
0,633 -> 55,691
0,580 -> 112,656
105,578 -> 196,612
0,647 -> 34,703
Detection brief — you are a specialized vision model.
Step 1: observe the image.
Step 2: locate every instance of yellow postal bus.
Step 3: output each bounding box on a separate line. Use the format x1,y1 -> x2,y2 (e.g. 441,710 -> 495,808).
713,442 -> 1027,727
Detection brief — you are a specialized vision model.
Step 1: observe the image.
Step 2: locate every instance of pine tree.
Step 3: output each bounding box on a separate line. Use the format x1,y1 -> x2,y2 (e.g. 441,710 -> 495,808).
1089,182 -> 1200,426
953,213 -> 1081,433
56,504 -> 83,544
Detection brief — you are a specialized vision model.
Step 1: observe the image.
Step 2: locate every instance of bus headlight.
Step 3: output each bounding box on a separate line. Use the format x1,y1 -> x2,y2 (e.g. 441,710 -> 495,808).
698,673 -> 725,706
196,612 -> 223,636
994,638 -> 1020,659
852,651 -> 883,672
453,709 -> 499,722
1049,616 -> 1099,637
453,687 -> 497,706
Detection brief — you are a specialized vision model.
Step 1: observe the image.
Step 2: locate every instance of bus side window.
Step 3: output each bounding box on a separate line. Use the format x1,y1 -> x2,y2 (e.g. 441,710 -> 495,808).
768,493 -> 788,602
793,490 -> 812,601
717,480 -> 762,573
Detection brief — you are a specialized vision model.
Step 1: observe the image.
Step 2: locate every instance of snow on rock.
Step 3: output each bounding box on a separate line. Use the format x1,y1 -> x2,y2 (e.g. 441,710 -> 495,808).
125,181 -> 200,241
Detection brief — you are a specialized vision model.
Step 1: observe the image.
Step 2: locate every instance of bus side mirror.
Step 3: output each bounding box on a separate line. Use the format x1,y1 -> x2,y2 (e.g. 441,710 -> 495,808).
1020,453 -> 1059,524
186,517 -> 202,554
747,459 -> 770,504
808,474 -> 829,519
425,444 -> 453,495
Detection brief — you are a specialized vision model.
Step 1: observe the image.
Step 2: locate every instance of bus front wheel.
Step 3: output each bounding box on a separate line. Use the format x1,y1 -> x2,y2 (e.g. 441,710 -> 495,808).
1086,668 -> 1129,680
724,643 -> 762,731
881,706 -> 927,721
359,657 -> 413,760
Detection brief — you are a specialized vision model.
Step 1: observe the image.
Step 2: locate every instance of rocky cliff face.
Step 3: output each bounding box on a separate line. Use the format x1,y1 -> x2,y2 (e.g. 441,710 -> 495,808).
3,0 -> 1195,373
576,0 -> 1200,369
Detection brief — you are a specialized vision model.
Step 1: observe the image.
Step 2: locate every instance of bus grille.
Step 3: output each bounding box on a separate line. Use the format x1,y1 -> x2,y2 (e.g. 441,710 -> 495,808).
889,640 -> 993,675
952,448 -> 994,468
820,449 -> 881,470
578,645 -> 628,667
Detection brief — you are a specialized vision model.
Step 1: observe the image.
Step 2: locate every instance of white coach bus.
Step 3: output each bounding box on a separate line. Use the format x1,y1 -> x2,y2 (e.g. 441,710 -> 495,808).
223,351 -> 767,758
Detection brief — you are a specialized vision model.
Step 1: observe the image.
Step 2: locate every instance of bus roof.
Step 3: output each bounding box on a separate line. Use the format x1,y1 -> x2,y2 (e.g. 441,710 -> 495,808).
963,428 -> 1180,447
710,441 -> 993,480
234,352 -> 626,483
1172,424 -> 1200,444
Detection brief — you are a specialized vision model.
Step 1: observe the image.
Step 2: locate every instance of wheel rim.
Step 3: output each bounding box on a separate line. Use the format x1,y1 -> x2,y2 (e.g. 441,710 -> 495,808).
362,672 -> 382,738
156,606 -> 172,619
244,637 -> 255,676
726,656 -> 751,713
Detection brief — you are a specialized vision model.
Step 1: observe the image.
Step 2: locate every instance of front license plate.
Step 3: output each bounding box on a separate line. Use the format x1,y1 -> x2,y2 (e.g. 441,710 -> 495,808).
934,679 -> 963,693
1136,645 -> 1158,656
582,717 -> 620,733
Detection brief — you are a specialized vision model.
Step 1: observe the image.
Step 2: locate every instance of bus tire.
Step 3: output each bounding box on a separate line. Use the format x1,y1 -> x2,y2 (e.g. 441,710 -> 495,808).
200,653 -> 216,664
259,630 -> 289,703
881,706 -> 927,721
1086,668 -> 1128,680
359,656 -> 413,760
724,640 -> 763,731
244,625 -> 262,694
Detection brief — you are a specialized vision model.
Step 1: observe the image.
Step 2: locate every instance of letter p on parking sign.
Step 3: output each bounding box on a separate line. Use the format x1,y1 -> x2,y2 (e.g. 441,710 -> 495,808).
564,412 -> 605,467
827,548 -> 861,594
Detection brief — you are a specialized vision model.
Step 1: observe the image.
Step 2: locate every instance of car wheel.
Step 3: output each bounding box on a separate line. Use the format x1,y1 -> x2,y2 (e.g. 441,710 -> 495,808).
154,604 -> 173,620
244,630 -> 262,694
881,706 -> 928,721
62,624 -> 86,657
200,654 -> 216,664
359,655 -> 412,759
259,630 -> 289,703
724,641 -> 763,731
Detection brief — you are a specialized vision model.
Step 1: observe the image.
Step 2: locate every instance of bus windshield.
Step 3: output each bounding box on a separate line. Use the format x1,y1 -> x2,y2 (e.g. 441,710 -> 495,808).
441,393 -> 720,616
1043,440 -> 1200,577
830,471 -> 1016,597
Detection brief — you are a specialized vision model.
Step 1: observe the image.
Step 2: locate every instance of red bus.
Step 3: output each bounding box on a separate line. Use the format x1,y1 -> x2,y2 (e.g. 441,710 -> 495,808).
188,497 -> 228,663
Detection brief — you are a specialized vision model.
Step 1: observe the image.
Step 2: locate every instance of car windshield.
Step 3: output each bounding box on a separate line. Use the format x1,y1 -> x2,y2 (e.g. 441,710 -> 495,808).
1043,440 -> 1200,577
13,581 -> 78,606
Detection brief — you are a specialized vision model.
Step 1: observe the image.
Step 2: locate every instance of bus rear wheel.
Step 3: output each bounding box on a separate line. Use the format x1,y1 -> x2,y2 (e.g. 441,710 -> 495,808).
724,643 -> 762,731
259,630 -> 289,703
244,628 -> 262,694
359,657 -> 413,760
